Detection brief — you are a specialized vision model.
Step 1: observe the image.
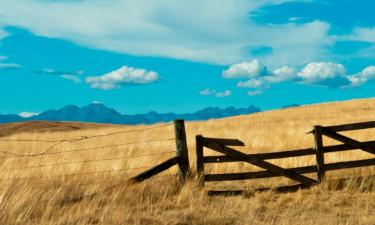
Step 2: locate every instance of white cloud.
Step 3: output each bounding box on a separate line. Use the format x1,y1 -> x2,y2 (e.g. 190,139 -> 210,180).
224,59 -> 375,95
298,62 -> 346,84
36,68 -> 84,76
0,62 -> 22,69
19,112 -> 39,118
237,78 -> 268,89
199,88 -> 232,97
61,74 -> 81,83
36,68 -> 84,83
347,66 -> 375,87
223,59 -> 268,79
346,27 -> 375,43
247,90 -> 264,96
225,60 -> 295,94
86,66 -> 159,90
267,65 -> 296,83
288,17 -> 301,21
215,90 -> 232,97
200,88 -> 216,96
0,54 -> 22,70
339,26 -> 375,59
358,66 -> 375,80
0,28 -> 9,40
0,0 -> 333,65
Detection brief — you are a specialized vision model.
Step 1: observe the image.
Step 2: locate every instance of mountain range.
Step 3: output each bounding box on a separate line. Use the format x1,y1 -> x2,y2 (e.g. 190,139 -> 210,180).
0,103 -> 261,125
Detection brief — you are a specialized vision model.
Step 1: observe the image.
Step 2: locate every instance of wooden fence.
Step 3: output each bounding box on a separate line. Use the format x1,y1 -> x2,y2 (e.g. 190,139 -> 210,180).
195,121 -> 375,192
130,119 -> 190,185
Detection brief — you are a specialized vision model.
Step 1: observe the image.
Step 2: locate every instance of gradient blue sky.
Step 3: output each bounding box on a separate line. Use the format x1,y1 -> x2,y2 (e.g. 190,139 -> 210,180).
0,0 -> 374,115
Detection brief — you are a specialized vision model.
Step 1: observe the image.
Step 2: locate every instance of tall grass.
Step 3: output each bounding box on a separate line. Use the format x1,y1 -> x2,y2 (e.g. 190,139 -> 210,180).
0,98 -> 374,224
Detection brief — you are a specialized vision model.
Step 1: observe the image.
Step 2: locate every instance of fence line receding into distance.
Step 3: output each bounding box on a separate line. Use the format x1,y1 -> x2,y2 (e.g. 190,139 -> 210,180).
0,120 -> 191,187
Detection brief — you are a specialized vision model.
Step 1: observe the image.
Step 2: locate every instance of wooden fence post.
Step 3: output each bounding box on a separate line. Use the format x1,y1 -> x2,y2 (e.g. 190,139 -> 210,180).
174,120 -> 190,185
314,125 -> 325,182
196,135 -> 204,187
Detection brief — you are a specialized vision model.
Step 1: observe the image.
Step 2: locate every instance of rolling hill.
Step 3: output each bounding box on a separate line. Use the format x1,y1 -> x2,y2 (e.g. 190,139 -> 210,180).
0,98 -> 374,225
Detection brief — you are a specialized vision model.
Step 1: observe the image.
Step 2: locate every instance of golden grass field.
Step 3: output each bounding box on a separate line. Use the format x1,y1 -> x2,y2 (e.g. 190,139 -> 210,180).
0,98 -> 375,225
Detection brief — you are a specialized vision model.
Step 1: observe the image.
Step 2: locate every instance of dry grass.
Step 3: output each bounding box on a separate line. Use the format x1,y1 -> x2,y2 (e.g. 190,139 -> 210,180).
0,98 -> 375,224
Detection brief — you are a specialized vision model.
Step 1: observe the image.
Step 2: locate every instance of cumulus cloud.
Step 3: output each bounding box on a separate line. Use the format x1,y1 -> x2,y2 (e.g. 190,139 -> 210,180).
86,66 -> 159,90
19,112 -> 39,118
0,0 -> 334,65
224,59 -> 375,95
347,66 -> 375,87
227,60 -> 296,95
267,65 -> 296,83
199,88 -> 232,97
222,59 -> 268,79
298,62 -> 346,84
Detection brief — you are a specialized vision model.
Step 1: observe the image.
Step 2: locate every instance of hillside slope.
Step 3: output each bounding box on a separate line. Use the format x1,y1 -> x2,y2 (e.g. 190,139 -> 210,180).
0,98 -> 374,225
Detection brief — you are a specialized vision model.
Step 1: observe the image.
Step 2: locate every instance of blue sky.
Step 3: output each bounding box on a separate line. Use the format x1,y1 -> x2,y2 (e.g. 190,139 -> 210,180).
0,0 -> 374,116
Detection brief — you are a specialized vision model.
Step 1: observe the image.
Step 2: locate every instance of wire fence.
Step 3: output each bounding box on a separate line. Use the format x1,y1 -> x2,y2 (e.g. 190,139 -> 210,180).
0,122 -> 178,184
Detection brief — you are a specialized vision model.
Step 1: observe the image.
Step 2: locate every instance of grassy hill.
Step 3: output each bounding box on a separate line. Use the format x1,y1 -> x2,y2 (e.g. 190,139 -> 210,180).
0,98 -> 375,225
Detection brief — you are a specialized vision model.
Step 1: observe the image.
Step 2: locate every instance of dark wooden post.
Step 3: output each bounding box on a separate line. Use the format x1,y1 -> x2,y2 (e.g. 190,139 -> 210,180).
174,120 -> 190,185
314,125 -> 325,182
196,135 -> 204,187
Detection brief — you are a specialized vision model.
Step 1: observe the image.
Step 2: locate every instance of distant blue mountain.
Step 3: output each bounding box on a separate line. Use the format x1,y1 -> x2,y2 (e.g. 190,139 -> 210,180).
0,104 -> 261,125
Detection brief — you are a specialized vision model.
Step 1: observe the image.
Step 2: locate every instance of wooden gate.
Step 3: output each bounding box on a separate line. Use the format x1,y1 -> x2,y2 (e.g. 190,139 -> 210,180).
196,121 -> 375,193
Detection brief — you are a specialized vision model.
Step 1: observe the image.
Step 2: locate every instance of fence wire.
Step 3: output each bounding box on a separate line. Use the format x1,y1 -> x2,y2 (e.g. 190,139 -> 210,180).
0,137 -> 175,159
3,150 -> 176,171
0,123 -> 173,143
0,122 -> 179,185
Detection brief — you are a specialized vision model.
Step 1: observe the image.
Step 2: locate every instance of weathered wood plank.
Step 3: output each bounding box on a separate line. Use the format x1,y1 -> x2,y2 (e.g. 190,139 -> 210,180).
324,140 -> 375,153
204,137 -> 245,146
203,148 -> 315,163
324,121 -> 375,132
196,135 -> 205,187
205,165 -> 316,181
130,156 -> 178,182
314,126 -> 325,182
174,120 -> 190,184
207,184 -> 309,196
204,141 -> 317,185
322,128 -> 375,155
204,158 -> 375,182
325,158 -> 375,171
203,141 -> 375,163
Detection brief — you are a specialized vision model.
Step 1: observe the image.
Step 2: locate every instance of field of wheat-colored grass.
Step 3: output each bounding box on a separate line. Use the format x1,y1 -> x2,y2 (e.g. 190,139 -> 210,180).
0,98 -> 375,225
